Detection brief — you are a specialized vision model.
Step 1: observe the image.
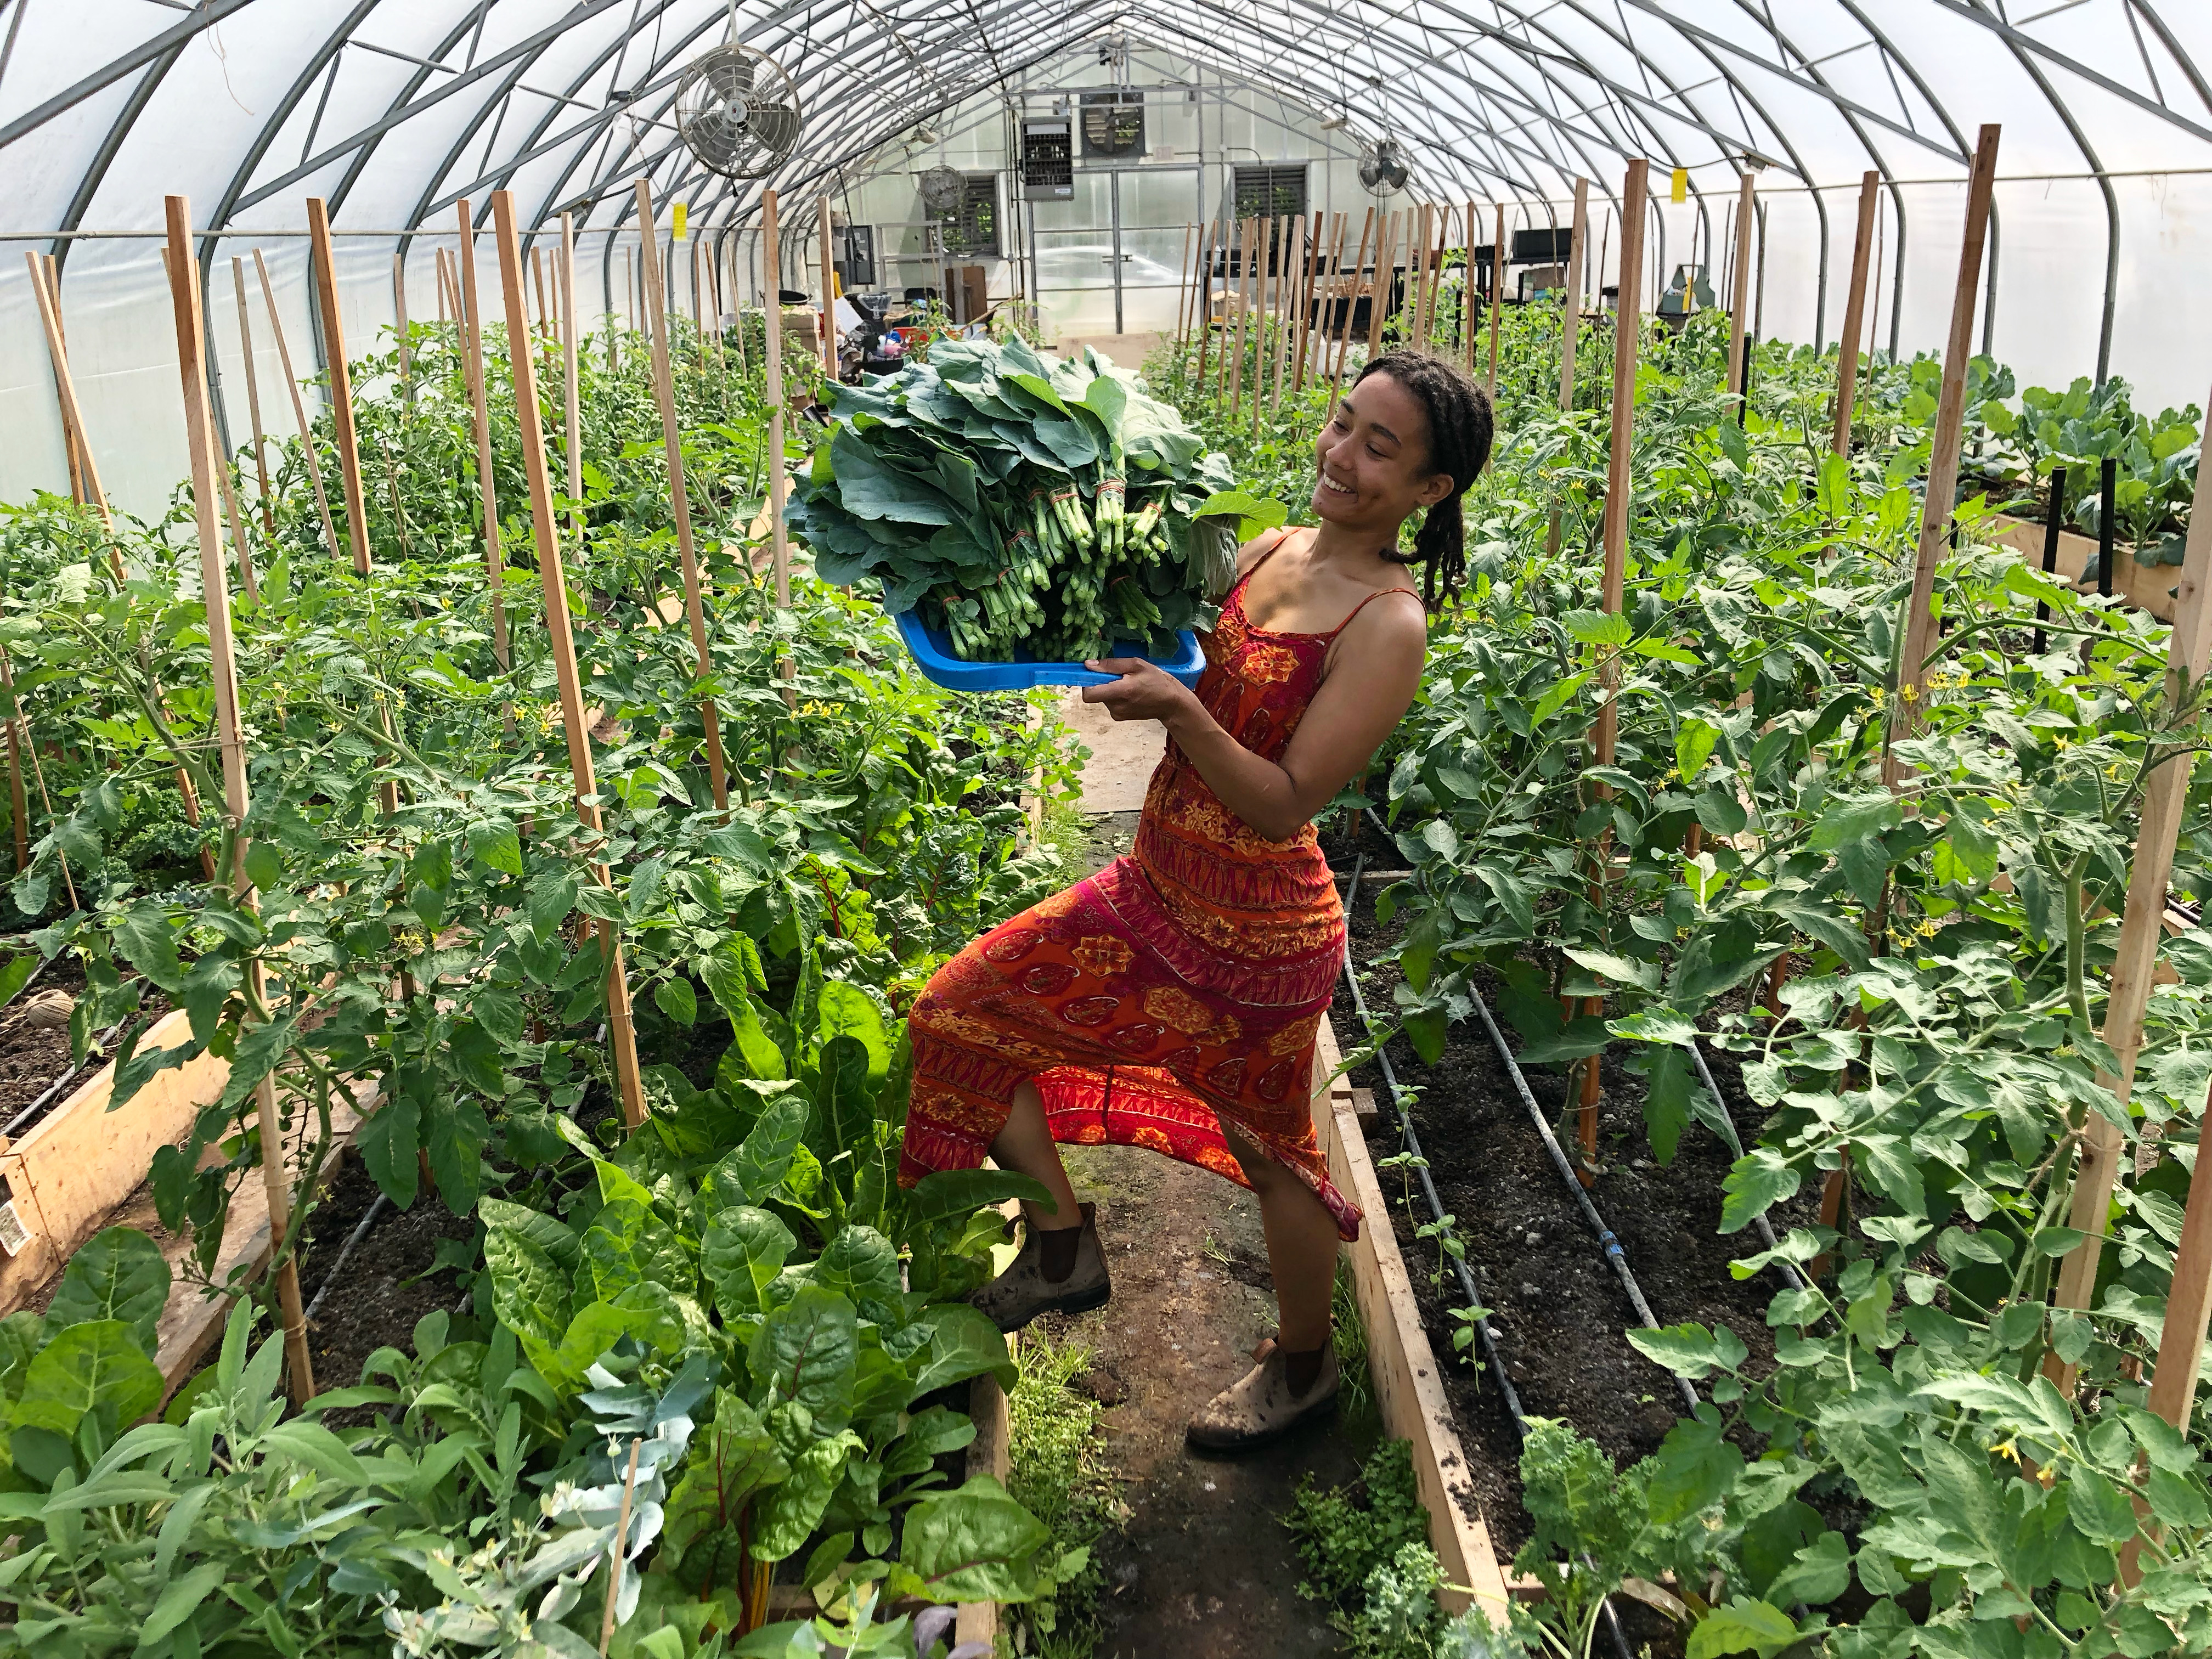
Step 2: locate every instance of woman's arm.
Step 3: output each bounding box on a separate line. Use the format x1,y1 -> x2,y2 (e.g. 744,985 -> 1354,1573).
1081,596 -> 1426,842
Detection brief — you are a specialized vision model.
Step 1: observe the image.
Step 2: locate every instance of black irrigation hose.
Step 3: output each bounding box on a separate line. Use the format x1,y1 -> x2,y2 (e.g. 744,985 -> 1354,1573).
1338,854 -> 1528,1437
1338,850 -> 1634,1659
1464,991 -> 1702,1417
1354,811 -> 1696,1413
0,1014 -> 127,1143
304,1193 -> 389,1322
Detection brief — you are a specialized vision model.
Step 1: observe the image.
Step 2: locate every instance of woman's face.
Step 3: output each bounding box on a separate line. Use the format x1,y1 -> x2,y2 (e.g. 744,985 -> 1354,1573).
1311,372 -> 1455,532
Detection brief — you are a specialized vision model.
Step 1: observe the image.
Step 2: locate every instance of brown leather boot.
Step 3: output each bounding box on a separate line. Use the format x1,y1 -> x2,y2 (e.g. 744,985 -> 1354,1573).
969,1201 -> 1111,1334
1186,1336 -> 1340,1451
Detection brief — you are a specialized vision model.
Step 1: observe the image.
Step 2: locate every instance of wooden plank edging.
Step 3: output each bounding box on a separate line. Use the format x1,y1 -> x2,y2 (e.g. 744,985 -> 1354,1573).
0,1005 -> 228,1315
1315,1013 -> 1514,1619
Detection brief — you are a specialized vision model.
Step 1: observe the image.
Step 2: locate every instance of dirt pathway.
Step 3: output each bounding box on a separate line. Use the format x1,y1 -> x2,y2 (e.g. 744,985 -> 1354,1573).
1029,698 -> 1370,1659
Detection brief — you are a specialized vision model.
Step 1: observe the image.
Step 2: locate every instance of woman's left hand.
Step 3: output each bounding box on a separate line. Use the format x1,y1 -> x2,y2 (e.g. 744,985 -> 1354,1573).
1080,658 -> 1199,725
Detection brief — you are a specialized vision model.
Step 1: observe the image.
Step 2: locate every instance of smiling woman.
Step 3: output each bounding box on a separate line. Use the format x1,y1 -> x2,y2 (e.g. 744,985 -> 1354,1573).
896,347 -> 1494,1453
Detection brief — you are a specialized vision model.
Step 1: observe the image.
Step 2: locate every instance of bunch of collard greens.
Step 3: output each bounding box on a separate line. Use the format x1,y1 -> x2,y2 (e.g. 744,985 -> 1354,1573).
785,337 -> 1252,661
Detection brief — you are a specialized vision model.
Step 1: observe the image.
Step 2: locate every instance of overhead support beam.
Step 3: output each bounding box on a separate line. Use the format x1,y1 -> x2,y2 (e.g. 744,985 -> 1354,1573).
0,0 -> 261,151
233,0 -> 640,213
1926,0 -> 2212,146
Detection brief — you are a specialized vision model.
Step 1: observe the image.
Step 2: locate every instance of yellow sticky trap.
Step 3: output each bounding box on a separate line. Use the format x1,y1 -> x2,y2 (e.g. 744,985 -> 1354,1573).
673,201 -> 689,240
1671,168 -> 1688,204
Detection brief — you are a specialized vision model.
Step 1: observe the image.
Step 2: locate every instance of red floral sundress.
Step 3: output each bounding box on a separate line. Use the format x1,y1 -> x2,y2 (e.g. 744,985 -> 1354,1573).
896,541 -> 1411,1240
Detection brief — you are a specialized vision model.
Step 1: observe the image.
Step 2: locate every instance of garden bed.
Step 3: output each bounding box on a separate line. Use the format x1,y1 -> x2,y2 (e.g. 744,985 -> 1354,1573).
1329,872 -> 1820,1561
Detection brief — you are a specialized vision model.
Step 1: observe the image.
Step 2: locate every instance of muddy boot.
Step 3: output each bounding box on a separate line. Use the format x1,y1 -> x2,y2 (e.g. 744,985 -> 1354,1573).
969,1201 -> 1111,1334
1186,1336 -> 1340,1452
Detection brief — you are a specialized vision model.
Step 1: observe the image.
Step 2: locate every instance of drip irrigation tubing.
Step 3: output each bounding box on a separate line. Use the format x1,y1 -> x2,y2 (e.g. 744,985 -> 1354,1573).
0,1014 -> 128,1143
1338,849 -> 1632,1659
304,1192 -> 388,1322
1361,808 -> 1806,1295
1336,853 -> 1527,1435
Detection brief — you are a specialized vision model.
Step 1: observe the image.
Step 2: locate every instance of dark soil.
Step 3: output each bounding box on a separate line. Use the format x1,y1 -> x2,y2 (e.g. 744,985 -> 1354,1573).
296,1153 -> 477,1404
1330,846 -> 1819,1567
1030,809 -> 1374,1659
0,955 -> 86,1125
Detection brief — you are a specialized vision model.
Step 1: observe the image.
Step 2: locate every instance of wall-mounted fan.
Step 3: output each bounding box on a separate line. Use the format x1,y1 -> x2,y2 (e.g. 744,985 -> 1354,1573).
674,42 -> 802,179
1360,138 -> 1409,196
1081,91 -> 1144,158
918,165 -> 967,214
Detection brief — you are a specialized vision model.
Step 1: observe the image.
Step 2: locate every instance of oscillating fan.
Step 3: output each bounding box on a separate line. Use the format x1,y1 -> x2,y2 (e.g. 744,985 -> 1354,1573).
674,42 -> 802,178
1360,138 -> 1409,196
918,165 -> 967,214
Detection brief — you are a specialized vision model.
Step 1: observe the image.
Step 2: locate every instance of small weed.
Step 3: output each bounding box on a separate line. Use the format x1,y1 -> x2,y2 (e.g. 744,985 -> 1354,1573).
1005,1329 -> 1122,1659
1332,1256 -> 1375,1425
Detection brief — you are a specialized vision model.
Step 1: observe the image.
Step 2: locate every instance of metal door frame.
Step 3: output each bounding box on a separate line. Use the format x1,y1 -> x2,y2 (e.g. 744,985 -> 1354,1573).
1023,161 -> 1199,336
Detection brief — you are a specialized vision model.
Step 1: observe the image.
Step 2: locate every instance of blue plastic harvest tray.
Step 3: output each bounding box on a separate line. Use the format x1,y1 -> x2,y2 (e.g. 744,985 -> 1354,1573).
894,608 -> 1205,692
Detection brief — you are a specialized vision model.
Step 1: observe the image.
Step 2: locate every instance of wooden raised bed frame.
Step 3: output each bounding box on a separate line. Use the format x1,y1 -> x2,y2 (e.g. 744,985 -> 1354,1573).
1312,1014 -> 1515,1621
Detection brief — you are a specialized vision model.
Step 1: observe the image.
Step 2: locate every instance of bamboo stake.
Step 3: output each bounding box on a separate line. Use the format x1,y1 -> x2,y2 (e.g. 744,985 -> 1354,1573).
2142,1071 -> 2212,1423
1173,222 -> 1194,346
531,246 -> 551,344
455,201 -> 511,672
306,199 -> 373,577
490,189 -> 648,1131
1831,171 -> 1880,456
1725,172 -> 1756,417
1252,216 -> 1282,439
162,194 -> 315,1405
1558,179 -> 1588,413
435,249 -> 450,326
1887,125 -> 2001,781
818,196 -> 837,379
38,257 -> 86,507
214,443 -> 257,605
1308,213 -> 1345,394
562,212 -> 583,521
1488,202 -> 1504,395
251,249 -> 343,564
1221,219 -> 1243,407
25,252 -> 115,540
232,257 -> 276,535
1291,212 -> 1321,393
635,180 -> 730,812
1581,158 -> 1650,1174
2047,364 -> 2212,1387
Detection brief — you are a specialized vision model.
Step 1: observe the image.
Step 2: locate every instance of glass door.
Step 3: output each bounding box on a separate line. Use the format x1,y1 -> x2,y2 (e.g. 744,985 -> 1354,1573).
1111,166 -> 1200,336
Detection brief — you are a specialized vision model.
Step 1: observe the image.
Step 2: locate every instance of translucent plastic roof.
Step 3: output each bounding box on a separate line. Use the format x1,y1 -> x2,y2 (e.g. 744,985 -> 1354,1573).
4,2 -> 2212,514
3,3 -> 2207,246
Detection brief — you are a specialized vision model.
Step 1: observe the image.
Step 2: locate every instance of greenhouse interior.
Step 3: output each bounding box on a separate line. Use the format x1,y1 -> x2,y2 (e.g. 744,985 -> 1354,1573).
3,3 -> 2212,1657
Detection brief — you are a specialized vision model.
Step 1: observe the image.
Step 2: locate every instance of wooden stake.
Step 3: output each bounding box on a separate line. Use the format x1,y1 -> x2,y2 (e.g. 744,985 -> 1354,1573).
1228,218 -> 1251,419
1272,213 -> 1303,416
490,190 -> 648,1131
1366,211 -> 1400,359
1463,200 -> 1479,372
232,257 -> 276,535
251,249 -> 343,565
763,189 -> 793,624
2,651 -> 29,873
599,1438 -> 642,1656
455,201 -> 511,672
1331,210 -> 1375,402
1192,219 -> 1214,390
817,196 -> 838,379
1888,125 -> 2001,779
562,212 -> 583,520
1725,172 -> 1757,416
1488,202 -> 1504,396
162,194 -> 315,1406
1831,171 -> 1880,456
1558,179 -> 1588,413
305,200 -> 373,577
25,252 -> 114,537
393,246 -> 411,385
1173,222 -> 1194,346
1581,159 -> 1649,1172
2047,363 -> 2212,1386
635,181 -> 730,811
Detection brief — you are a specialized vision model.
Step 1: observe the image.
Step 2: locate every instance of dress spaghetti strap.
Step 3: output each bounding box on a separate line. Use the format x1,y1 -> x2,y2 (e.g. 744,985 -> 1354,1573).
1321,583 -> 1419,638
1227,526 -> 1297,600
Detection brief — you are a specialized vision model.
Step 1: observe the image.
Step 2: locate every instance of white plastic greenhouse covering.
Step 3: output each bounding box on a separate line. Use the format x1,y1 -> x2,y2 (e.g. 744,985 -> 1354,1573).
3,1 -> 2211,517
